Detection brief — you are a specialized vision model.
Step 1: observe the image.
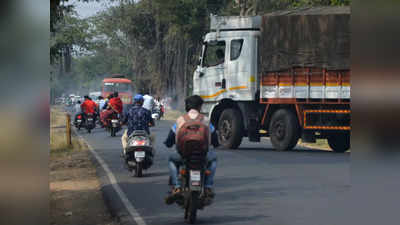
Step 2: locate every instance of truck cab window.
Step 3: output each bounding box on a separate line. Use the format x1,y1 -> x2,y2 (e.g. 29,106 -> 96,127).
230,39 -> 243,61
203,41 -> 226,67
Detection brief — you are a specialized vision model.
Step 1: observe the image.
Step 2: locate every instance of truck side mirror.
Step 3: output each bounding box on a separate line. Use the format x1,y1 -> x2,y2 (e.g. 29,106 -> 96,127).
199,72 -> 204,77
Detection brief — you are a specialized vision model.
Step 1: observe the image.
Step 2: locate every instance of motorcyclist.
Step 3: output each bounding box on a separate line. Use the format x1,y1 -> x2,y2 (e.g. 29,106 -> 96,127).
164,95 -> 219,204
80,95 -> 98,123
98,96 -> 106,111
121,94 -> 155,155
73,100 -> 82,125
108,92 -> 123,114
102,94 -> 113,110
101,92 -> 123,127
74,100 -> 81,113
100,94 -> 113,127
143,92 -> 155,112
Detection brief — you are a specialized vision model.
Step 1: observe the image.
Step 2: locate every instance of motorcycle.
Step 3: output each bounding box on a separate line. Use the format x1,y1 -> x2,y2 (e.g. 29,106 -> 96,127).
152,105 -> 161,121
75,114 -> 84,130
106,112 -> 121,137
124,130 -> 153,177
85,113 -> 95,133
170,150 -> 212,224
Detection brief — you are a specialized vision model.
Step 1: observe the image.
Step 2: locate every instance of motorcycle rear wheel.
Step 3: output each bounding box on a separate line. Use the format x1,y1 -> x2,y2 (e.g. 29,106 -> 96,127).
185,192 -> 198,224
135,162 -> 143,177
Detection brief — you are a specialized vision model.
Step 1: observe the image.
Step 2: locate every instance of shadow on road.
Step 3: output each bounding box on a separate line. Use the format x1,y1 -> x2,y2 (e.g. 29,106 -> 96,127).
142,171 -> 169,178
186,214 -> 269,225
234,147 -> 349,155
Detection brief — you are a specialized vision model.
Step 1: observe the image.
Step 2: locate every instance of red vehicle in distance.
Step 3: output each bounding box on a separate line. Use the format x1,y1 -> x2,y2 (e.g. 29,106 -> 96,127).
102,75 -> 133,105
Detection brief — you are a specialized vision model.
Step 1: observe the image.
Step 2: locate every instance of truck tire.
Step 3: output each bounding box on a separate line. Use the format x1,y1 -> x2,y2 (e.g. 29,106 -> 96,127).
327,133 -> 350,153
269,109 -> 300,151
218,108 -> 244,149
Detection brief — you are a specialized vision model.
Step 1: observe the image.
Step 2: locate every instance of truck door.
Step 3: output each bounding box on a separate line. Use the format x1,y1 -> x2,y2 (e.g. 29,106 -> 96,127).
226,36 -> 256,101
194,40 -> 226,101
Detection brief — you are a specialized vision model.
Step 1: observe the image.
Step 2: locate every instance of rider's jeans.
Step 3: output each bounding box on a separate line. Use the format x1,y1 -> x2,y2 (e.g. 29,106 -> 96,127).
168,150 -> 217,189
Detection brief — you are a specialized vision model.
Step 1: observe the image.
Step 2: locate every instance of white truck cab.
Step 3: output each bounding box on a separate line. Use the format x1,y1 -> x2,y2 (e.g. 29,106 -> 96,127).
193,16 -> 261,113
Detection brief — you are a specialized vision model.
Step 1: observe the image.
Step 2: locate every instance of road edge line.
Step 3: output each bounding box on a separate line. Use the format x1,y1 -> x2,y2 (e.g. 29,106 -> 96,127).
74,130 -> 148,225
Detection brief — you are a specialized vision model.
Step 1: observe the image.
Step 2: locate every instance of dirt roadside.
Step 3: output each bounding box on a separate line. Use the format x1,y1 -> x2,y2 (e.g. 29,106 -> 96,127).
50,107 -> 119,225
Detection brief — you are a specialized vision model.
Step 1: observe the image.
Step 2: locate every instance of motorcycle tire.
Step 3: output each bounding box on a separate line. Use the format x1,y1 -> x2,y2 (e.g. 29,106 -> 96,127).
88,128 -> 91,133
78,126 -> 81,131
185,192 -> 199,224
135,162 -> 143,177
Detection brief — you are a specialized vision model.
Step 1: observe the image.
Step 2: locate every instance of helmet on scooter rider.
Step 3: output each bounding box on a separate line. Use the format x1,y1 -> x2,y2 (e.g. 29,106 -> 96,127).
134,94 -> 144,105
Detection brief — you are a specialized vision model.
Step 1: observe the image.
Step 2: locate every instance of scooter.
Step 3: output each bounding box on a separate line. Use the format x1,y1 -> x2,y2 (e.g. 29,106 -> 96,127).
124,130 -> 153,177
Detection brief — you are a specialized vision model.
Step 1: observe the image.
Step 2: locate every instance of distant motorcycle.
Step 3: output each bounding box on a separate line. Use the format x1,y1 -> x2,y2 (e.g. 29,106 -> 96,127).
170,150 -> 212,224
106,112 -> 121,137
75,114 -> 84,130
152,105 -> 161,121
85,113 -> 95,133
124,130 -> 153,177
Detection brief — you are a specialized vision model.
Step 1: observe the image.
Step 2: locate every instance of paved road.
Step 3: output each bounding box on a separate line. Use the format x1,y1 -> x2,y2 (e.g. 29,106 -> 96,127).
76,119 -> 350,225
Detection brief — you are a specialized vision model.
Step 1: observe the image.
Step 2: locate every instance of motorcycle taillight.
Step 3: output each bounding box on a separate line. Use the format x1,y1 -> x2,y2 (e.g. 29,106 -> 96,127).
133,140 -> 146,146
77,115 -> 82,119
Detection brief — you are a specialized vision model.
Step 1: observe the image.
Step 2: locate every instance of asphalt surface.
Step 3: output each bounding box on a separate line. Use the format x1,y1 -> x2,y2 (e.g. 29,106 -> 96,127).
75,116 -> 350,225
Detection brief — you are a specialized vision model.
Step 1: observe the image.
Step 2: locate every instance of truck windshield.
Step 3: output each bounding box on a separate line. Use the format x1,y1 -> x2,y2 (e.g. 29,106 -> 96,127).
203,41 -> 226,67
103,82 -> 132,93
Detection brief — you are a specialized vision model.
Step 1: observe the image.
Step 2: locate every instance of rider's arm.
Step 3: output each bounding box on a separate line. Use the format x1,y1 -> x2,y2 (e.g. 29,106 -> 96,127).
121,110 -> 128,125
163,124 -> 176,148
210,124 -> 219,148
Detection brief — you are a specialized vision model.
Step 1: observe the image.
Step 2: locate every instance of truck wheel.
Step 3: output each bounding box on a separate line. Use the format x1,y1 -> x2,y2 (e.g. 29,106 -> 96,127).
269,109 -> 300,151
218,108 -> 244,149
327,133 -> 350,153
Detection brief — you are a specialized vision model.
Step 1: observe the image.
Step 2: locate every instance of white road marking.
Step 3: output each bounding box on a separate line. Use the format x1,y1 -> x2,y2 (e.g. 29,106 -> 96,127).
76,131 -> 148,225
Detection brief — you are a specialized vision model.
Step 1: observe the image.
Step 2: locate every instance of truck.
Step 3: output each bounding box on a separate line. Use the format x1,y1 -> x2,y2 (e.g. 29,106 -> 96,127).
192,7 -> 350,152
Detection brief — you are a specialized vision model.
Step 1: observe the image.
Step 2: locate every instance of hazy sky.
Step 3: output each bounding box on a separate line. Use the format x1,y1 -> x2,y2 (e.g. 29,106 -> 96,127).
68,0 -> 119,18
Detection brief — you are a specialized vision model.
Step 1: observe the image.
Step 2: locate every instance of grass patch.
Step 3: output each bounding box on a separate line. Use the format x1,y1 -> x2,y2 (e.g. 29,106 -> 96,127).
50,107 -> 84,155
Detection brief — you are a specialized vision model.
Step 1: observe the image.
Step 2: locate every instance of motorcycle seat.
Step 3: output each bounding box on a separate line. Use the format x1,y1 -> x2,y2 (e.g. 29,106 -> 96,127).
129,130 -> 149,137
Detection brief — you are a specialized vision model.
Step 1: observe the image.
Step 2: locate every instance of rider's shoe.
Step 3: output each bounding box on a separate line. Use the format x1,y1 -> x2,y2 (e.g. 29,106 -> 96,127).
165,187 -> 182,205
205,188 -> 215,198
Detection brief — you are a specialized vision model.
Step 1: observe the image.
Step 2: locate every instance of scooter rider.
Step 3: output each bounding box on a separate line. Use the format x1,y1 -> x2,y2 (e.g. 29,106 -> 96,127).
121,94 -> 155,155
164,95 -> 219,204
